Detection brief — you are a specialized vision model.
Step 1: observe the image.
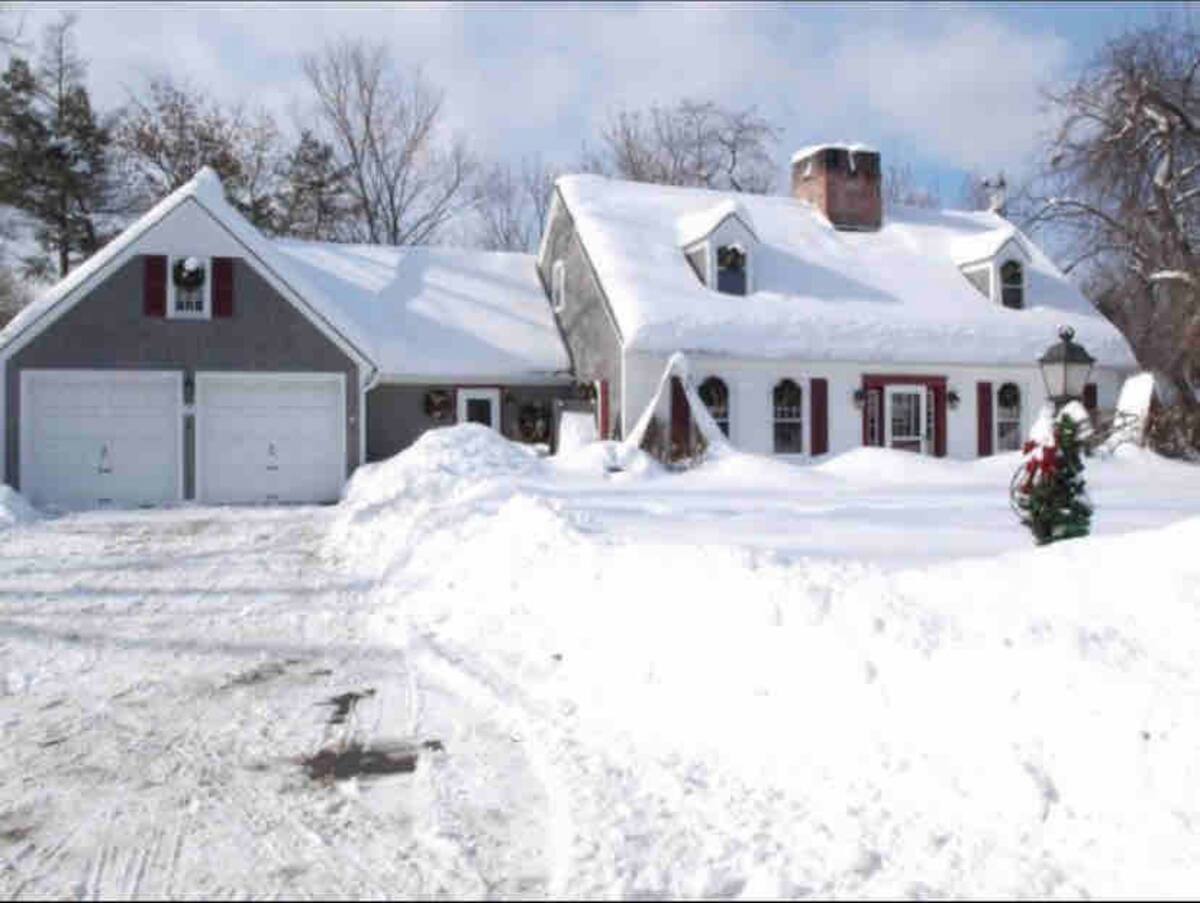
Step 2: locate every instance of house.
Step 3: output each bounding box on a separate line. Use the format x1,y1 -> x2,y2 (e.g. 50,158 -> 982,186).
0,168 -> 573,510
537,143 -> 1138,461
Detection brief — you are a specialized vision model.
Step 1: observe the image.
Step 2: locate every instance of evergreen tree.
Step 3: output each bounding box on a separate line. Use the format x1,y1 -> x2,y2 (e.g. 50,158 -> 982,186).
274,130 -> 354,241
0,15 -> 112,278
1012,414 -> 1094,545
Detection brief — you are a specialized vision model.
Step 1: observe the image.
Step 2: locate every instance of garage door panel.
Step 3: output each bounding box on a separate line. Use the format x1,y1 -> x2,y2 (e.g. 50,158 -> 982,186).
21,371 -> 181,510
196,373 -> 344,505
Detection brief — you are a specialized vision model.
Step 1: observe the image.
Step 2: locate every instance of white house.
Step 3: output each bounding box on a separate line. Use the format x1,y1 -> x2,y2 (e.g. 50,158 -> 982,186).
537,143 -> 1137,461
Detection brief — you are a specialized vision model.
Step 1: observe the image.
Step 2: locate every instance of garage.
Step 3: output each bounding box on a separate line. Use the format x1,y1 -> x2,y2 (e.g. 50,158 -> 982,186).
19,370 -> 183,509
195,372 -> 345,505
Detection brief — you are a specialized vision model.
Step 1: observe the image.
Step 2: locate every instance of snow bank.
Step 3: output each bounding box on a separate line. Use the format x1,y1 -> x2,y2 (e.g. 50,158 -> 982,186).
555,411 -> 597,455
0,485 -> 38,529
327,424 -> 545,575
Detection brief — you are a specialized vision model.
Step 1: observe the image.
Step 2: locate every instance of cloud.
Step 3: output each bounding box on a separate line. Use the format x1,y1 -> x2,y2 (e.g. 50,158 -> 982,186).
11,2 -> 1072,183
830,12 -> 1071,172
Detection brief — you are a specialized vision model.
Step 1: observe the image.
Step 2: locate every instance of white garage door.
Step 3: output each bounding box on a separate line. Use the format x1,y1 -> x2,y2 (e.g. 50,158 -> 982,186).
196,373 -> 345,505
20,370 -> 182,510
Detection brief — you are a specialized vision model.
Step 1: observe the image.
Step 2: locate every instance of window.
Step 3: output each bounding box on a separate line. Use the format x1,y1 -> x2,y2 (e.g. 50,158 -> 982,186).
996,382 -> 1021,451
698,376 -> 730,437
551,259 -> 566,312
716,245 -> 747,296
1000,259 -> 1024,309
170,256 -> 210,319
773,379 -> 804,454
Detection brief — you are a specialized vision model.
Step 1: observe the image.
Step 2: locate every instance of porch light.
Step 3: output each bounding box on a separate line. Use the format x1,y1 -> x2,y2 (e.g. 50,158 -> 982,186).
853,388 -> 866,408
1038,326 -> 1094,410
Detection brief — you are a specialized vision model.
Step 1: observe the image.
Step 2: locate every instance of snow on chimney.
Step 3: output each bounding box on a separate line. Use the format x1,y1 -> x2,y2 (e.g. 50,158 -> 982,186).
790,143 -> 882,231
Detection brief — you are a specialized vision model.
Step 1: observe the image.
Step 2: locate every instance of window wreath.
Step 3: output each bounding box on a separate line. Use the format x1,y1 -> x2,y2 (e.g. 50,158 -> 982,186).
173,256 -> 206,291
517,401 -> 551,442
424,389 -> 453,423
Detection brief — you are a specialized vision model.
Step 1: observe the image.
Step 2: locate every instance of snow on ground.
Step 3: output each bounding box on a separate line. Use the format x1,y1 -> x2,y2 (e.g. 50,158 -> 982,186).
0,486 -> 38,531
3,426 -> 1200,898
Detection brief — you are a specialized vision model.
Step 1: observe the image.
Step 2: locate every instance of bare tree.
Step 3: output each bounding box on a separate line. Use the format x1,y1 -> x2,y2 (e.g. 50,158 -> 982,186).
1026,21 -> 1200,403
112,75 -> 284,230
301,40 -> 474,246
884,161 -> 941,210
589,99 -> 780,193
472,156 -> 558,252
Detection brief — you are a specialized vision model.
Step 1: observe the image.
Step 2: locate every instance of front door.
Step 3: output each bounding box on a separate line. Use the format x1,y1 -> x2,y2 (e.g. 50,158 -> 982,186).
884,385 -> 926,453
457,388 -> 501,430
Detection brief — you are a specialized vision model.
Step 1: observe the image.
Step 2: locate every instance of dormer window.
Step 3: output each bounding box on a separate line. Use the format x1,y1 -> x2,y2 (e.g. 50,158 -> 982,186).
1000,259 -> 1024,309
170,256 -> 210,319
716,245 -> 747,296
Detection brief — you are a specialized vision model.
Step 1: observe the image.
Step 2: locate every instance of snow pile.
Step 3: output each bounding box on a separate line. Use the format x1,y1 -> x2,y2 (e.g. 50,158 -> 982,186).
0,485 -> 38,530
555,411 -> 597,455
327,424 -> 546,575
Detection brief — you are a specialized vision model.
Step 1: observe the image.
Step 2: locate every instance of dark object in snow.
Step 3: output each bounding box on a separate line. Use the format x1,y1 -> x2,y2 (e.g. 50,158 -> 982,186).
421,739 -> 445,753
300,741 -> 417,782
322,688 -> 375,725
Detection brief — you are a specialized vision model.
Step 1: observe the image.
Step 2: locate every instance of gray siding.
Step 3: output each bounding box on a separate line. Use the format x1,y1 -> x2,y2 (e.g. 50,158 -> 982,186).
367,383 -> 575,461
5,255 -> 361,491
538,195 -> 625,436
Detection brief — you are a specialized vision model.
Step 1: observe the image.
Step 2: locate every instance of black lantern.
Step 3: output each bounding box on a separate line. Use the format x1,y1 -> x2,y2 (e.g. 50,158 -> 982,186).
1038,326 -> 1094,410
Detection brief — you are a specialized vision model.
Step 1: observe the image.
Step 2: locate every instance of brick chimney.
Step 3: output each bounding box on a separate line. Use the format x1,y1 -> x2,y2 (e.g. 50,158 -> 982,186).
791,144 -> 882,230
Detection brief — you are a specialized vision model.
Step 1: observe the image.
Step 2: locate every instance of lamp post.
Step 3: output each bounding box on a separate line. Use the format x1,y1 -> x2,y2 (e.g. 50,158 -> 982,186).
1038,326 -> 1094,414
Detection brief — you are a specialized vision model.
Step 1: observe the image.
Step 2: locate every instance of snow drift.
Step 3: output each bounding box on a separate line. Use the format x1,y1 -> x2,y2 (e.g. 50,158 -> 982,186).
326,426 -> 1200,896
0,485 -> 38,530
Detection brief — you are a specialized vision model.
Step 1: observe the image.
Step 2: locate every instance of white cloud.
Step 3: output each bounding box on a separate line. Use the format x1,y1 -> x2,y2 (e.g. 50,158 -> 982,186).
830,12 -> 1070,172
9,3 -> 1072,184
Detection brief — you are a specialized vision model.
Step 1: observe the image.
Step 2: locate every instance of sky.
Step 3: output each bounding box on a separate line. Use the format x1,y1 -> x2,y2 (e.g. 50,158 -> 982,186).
6,1 -> 1195,206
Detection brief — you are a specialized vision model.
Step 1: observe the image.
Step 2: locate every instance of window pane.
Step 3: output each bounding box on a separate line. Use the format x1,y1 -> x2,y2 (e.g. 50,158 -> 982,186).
1001,286 -> 1023,309
774,422 -> 803,454
997,420 -> 1021,451
466,398 -> 492,425
891,393 -> 921,438
716,267 -> 746,295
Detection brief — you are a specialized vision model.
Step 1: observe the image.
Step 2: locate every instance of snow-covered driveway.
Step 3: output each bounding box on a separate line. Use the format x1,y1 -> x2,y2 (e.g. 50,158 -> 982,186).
0,506 -> 536,899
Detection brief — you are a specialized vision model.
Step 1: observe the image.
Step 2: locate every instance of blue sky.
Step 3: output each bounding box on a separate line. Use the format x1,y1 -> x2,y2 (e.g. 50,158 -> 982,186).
13,1 -> 1195,205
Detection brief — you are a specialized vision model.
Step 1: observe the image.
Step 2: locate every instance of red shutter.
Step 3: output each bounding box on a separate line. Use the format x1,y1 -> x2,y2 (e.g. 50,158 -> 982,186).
212,257 -> 235,318
597,379 -> 610,440
977,381 -> 993,457
143,255 -> 167,318
933,384 -> 948,458
810,377 -> 828,456
1083,382 -> 1098,413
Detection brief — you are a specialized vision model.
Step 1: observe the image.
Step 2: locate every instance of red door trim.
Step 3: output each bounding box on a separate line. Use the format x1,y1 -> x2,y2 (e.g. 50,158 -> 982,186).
861,373 -> 948,456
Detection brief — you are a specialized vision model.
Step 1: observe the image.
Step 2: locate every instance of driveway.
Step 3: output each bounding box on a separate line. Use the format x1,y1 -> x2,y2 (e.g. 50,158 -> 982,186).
0,506 -> 544,899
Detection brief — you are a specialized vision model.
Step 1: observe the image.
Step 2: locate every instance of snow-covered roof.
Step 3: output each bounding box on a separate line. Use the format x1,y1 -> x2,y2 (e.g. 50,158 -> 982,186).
554,174 -> 1137,368
676,199 -> 757,247
0,168 -> 570,383
273,241 -> 570,381
0,168 -> 376,368
790,142 -> 879,164
949,225 -> 1028,267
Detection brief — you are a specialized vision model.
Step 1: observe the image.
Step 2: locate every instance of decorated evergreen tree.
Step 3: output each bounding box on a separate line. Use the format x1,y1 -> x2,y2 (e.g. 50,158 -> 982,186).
1011,411 -> 1093,545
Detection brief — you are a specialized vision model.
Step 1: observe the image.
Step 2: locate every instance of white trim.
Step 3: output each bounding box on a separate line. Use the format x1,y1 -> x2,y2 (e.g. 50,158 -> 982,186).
536,191 -> 562,269
551,259 -> 566,313
19,369 -> 184,506
0,196 -> 374,377
994,379 -> 1024,452
193,371 -> 347,505
168,255 -> 212,320
456,387 -> 501,430
884,384 -> 927,453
